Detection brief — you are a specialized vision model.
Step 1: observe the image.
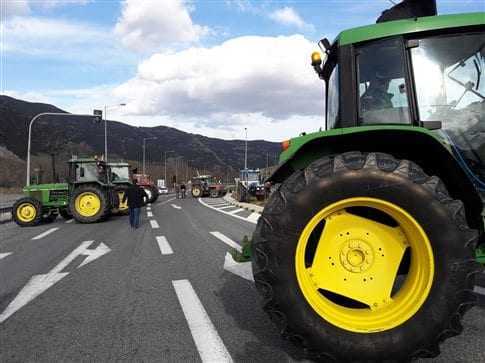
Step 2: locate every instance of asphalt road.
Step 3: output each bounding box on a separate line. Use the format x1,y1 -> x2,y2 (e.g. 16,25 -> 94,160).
0,195 -> 483,362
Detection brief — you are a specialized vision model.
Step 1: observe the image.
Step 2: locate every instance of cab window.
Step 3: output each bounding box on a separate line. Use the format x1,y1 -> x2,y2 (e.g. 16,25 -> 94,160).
357,38 -> 411,125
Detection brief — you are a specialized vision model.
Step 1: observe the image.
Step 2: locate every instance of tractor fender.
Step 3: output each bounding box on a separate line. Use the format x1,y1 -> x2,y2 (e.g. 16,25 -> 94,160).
269,128 -> 483,230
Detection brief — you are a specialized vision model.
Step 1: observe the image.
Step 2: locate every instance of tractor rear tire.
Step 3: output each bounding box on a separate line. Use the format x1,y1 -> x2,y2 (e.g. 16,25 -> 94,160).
252,152 -> 480,362
192,186 -> 202,198
12,197 -> 42,227
59,208 -> 72,220
70,185 -> 109,223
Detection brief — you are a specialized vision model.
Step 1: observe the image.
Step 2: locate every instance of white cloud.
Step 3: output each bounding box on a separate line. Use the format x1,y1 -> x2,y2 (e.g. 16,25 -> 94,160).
114,0 -> 209,52
108,34 -> 324,140
269,7 -> 313,31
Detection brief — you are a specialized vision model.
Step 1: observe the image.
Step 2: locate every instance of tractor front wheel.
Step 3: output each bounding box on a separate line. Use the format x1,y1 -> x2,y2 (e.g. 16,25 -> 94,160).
70,185 -> 109,223
252,152 -> 480,361
13,197 -> 42,227
192,186 -> 202,198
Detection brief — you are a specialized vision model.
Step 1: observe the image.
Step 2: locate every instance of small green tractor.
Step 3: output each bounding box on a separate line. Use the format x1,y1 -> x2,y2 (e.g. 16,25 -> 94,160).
252,3 -> 485,361
13,158 -> 122,226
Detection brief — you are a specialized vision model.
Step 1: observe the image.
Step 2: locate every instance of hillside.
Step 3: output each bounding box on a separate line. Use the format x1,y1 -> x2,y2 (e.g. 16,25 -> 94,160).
0,95 -> 280,186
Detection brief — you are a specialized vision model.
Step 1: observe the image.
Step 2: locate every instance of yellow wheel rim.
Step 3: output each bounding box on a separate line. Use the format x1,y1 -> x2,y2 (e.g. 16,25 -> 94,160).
295,197 -> 434,333
16,203 -> 37,222
75,192 -> 101,217
118,191 -> 128,211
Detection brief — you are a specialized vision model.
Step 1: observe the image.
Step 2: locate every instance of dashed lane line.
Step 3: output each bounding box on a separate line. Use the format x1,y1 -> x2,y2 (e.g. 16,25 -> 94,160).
0,252 -> 12,260
147,206 -> 151,211
158,197 -> 177,206
209,231 -> 242,253
32,227 -> 59,240
198,198 -> 258,224
172,279 -> 233,363
65,219 -> 74,224
171,204 -> 182,210
150,220 -> 160,229
156,236 -> 173,255
147,211 -> 154,217
228,208 -> 244,214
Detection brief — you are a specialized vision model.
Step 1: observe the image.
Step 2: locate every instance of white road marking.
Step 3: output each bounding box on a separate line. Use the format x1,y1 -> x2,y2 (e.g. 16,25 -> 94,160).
147,203 -> 151,207
247,212 -> 260,224
218,205 -> 236,210
228,208 -> 244,214
150,220 -> 160,229
475,286 -> 485,296
223,252 -> 254,281
32,227 -> 59,240
209,231 -> 242,253
65,219 -> 74,224
171,204 -> 182,210
147,211 -> 153,217
0,252 -> 12,260
159,197 -> 176,206
198,198 -> 257,224
147,207 -> 151,211
172,279 -> 233,363
156,236 -> 173,255
0,240 -> 110,323
208,203 -> 229,208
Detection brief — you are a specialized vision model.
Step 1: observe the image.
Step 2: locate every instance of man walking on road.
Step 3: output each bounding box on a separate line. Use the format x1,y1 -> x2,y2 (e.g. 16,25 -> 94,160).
122,179 -> 148,229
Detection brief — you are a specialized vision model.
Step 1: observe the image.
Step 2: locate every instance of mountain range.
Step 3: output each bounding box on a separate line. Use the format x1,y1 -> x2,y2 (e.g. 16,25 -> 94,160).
0,95 -> 280,186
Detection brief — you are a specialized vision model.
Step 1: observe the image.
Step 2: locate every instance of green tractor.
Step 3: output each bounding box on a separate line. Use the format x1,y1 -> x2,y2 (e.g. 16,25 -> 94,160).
108,161 -> 131,215
13,158 -> 115,226
252,3 -> 484,361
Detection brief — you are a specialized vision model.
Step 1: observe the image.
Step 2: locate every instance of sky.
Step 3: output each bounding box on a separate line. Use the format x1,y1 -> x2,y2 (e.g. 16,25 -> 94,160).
1,0 -> 484,142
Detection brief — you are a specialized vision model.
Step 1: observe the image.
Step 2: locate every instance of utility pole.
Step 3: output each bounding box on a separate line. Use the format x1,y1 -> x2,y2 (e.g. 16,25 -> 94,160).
103,103 -> 125,162
142,137 -> 157,175
244,127 -> 248,170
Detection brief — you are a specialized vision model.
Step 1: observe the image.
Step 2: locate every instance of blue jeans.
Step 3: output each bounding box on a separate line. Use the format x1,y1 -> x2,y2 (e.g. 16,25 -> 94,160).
129,207 -> 141,228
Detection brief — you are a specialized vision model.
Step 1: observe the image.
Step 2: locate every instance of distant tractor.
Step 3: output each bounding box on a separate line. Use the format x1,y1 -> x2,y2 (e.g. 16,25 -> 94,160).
191,175 -> 225,198
13,158 -> 115,226
132,173 -> 159,204
235,169 -> 265,202
252,2 -> 485,362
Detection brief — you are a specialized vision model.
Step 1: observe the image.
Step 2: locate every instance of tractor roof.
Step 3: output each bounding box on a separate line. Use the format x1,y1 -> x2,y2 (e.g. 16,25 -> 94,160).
68,158 -> 103,164
338,12 -> 484,46
108,162 -> 130,167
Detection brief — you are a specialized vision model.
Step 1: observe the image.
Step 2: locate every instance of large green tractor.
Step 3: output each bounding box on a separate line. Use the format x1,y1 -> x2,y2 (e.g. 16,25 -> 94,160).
13,158 -> 115,226
252,4 -> 484,361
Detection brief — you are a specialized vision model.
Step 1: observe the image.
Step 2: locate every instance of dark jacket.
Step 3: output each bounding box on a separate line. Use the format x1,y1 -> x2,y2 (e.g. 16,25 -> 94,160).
122,185 -> 148,208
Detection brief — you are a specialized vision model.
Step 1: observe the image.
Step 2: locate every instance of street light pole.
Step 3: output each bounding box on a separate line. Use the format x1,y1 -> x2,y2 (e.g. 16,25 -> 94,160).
142,137 -> 157,175
26,112 -> 101,186
244,127 -> 248,170
103,103 -> 126,162
164,150 -> 175,187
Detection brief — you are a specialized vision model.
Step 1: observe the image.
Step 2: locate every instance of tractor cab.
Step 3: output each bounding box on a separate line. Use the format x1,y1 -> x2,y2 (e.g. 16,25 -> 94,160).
68,157 -> 109,185
108,162 -> 131,184
310,13 -> 485,191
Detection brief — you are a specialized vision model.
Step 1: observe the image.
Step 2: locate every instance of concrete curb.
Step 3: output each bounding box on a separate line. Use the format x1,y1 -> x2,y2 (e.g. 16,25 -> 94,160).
224,193 -> 264,214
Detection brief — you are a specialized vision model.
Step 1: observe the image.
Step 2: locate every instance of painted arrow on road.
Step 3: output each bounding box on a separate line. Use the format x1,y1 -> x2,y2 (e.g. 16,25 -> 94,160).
0,240 -> 111,324
0,252 -> 12,260
223,252 -> 254,282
